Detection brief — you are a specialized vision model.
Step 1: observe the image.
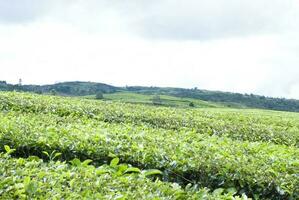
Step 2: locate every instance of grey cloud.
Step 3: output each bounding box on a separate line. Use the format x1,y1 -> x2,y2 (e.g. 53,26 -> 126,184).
0,0 -> 77,24
0,0 -> 48,23
127,0 -> 298,40
57,0 -> 299,40
1,0 -> 298,40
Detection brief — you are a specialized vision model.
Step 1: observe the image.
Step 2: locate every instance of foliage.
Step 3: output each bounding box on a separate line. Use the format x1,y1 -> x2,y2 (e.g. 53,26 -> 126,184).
152,95 -> 162,105
50,89 -> 57,96
96,91 -> 219,108
0,111 -> 299,198
1,92 -> 299,198
125,86 -> 299,112
2,92 -> 299,147
2,80 -> 299,112
1,153 -> 243,199
95,92 -> 104,100
189,102 -> 195,107
0,81 -> 118,96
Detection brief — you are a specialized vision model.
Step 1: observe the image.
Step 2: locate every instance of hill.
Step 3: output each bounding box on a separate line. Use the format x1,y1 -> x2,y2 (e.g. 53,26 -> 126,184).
125,86 -> 299,112
85,91 -> 223,108
1,80 -> 299,112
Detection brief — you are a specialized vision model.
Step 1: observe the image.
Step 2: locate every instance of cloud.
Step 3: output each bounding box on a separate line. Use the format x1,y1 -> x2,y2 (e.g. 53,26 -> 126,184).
2,1 -> 298,40
0,1 -> 299,99
44,0 -> 299,40
0,0 -> 49,23
137,0 -> 298,40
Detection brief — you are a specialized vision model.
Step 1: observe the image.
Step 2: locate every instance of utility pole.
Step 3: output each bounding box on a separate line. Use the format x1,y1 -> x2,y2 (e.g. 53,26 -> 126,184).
18,78 -> 22,86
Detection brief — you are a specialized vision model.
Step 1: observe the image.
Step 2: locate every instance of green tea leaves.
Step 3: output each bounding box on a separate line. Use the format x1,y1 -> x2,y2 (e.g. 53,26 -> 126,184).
4,145 -> 15,155
1,92 -> 299,199
110,157 -> 120,167
142,169 -> 163,177
124,167 -> 141,174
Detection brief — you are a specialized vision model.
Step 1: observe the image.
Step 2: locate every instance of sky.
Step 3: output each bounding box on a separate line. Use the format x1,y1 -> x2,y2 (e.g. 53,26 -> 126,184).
0,0 -> 299,99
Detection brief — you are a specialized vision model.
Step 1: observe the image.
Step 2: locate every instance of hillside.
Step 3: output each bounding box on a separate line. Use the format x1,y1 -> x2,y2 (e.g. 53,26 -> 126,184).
1,91 -> 299,199
85,91 -> 223,108
1,80 -> 299,112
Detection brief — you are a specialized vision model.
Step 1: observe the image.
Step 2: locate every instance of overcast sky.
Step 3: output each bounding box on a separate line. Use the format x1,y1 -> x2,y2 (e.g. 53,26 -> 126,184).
0,0 -> 299,98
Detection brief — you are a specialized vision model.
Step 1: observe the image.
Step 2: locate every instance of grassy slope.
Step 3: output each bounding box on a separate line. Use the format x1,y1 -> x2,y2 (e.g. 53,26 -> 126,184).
86,91 -> 224,108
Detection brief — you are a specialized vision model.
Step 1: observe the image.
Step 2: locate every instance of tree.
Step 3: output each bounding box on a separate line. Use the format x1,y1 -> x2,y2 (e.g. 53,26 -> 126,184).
189,102 -> 195,107
152,95 -> 162,105
95,92 -> 104,100
50,89 -> 57,96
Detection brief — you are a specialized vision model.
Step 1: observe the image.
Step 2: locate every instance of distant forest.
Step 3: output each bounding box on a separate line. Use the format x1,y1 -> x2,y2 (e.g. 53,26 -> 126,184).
1,80 -> 299,112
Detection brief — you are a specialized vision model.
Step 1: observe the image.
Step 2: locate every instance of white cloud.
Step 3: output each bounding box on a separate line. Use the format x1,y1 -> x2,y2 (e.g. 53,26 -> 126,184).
0,1 -> 299,99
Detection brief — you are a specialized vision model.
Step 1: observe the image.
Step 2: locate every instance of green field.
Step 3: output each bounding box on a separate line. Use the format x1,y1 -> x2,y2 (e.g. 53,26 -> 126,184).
1,92 -> 299,199
85,91 -> 224,108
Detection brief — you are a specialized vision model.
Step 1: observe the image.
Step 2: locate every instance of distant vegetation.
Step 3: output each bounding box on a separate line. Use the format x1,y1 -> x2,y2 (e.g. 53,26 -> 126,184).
0,81 -> 117,96
1,80 -> 299,112
88,91 -> 220,108
95,92 -> 104,100
125,86 -> 299,112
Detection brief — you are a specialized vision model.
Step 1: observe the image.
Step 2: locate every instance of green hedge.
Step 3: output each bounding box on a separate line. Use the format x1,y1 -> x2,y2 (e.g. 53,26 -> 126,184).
1,92 -> 299,147
1,112 -> 299,199
1,152 -> 243,199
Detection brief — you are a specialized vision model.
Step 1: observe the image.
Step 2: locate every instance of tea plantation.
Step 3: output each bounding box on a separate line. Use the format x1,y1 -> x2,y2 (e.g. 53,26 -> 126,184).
1,92 -> 299,199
